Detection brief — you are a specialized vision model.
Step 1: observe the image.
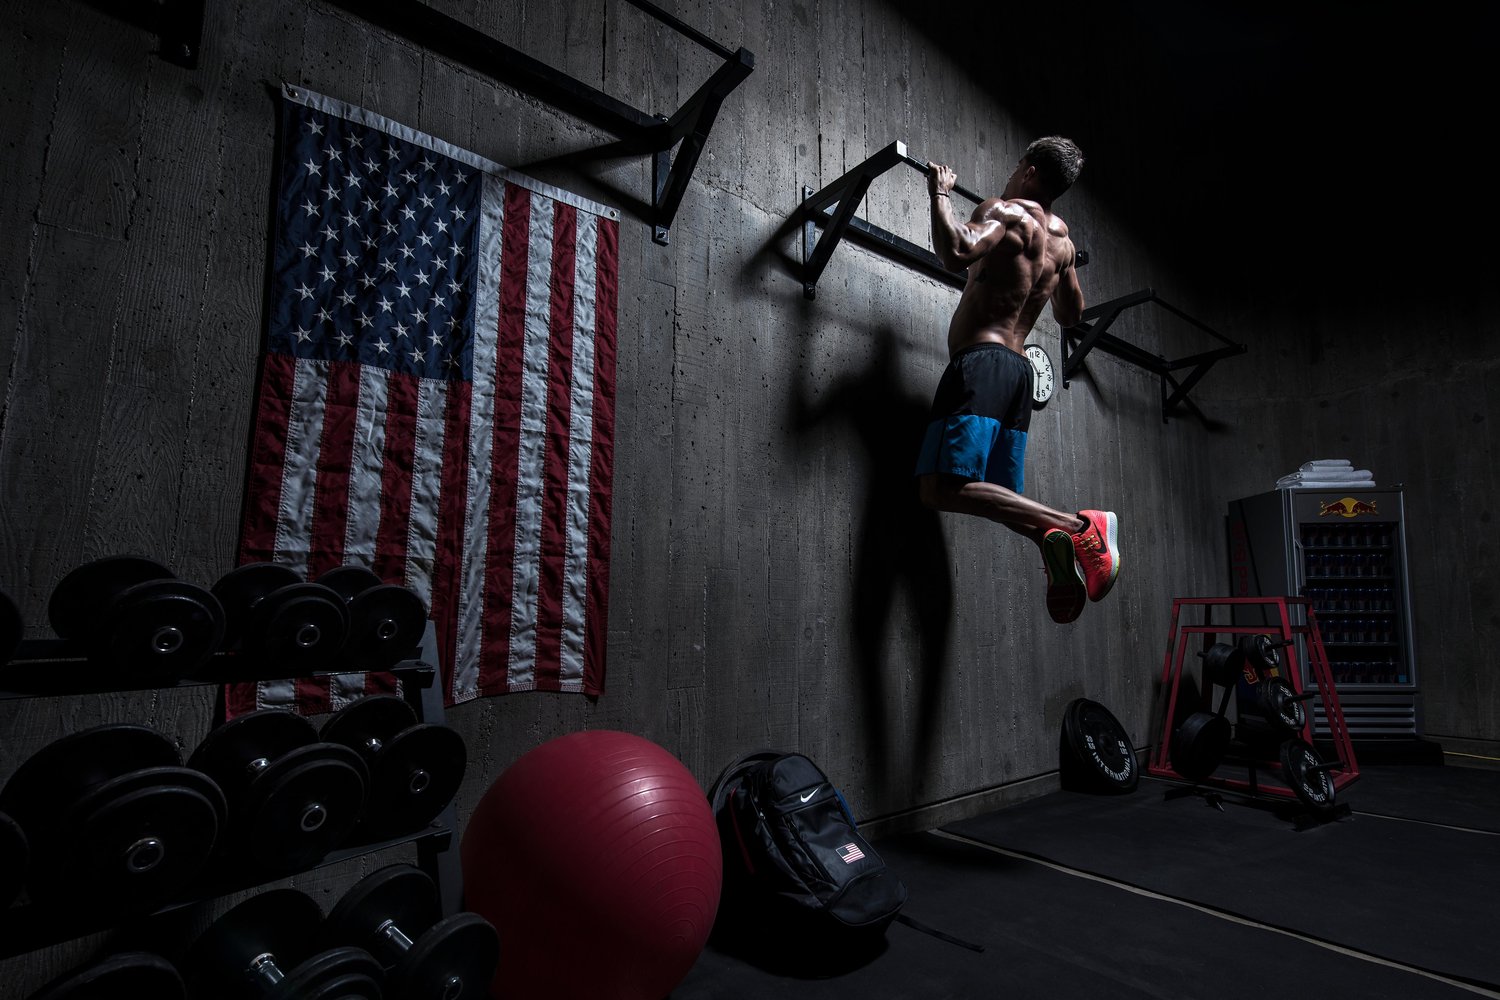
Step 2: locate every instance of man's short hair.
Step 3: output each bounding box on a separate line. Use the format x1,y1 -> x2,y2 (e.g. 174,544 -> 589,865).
1024,136 -> 1084,201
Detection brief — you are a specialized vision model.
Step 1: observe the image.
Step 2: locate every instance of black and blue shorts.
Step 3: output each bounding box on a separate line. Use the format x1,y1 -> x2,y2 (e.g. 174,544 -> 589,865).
913,343 -> 1033,493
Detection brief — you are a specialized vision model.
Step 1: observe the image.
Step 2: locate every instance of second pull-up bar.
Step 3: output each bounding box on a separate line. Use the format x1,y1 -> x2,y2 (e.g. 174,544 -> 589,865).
799,140 -> 1085,299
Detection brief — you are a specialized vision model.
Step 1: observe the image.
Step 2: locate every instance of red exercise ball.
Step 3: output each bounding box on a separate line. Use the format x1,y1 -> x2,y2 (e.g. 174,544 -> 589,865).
461,729 -> 723,1000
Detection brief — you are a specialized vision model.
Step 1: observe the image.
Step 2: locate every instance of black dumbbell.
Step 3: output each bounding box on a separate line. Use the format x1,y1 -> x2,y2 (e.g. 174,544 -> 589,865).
316,566 -> 428,669
24,951 -> 186,1000
0,809 -> 28,908
187,710 -> 368,873
186,889 -> 383,1000
46,556 -> 226,684
211,563 -> 351,675
321,695 -> 465,840
326,864 -> 498,1000
0,725 -> 226,911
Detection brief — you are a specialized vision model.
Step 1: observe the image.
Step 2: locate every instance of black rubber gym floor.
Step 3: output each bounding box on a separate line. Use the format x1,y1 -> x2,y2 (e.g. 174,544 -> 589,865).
673,764 -> 1500,999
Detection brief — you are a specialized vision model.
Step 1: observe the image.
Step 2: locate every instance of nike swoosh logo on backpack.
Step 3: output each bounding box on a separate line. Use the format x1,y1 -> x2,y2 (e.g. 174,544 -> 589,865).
800,786 -> 820,803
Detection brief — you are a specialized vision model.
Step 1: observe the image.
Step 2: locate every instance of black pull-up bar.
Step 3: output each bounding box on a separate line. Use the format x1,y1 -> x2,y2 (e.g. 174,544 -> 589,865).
799,140 -> 1087,299
296,0 -> 756,247
894,151 -> 987,205
620,0 -> 736,60
1060,288 -> 1247,423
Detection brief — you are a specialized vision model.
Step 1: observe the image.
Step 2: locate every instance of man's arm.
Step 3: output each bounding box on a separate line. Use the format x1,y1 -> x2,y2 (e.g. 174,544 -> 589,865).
1051,247 -> 1085,328
928,163 -> 1005,271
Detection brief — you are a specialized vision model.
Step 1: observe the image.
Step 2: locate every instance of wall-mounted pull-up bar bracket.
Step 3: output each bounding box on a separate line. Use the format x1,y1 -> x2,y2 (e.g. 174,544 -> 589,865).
800,141 -> 963,300
81,0 -> 205,67
316,0 -> 754,246
1061,288 -> 1246,422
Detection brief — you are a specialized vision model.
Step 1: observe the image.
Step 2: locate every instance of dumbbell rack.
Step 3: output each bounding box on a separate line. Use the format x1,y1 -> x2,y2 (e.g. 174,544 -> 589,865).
1146,596 -> 1361,804
0,621 -> 462,962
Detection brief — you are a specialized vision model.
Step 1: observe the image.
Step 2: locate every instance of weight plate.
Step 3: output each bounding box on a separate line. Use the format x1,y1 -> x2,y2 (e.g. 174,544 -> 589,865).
362,724 -> 466,837
328,864 -> 440,948
242,744 -> 368,871
321,694 -> 419,753
211,563 -> 302,644
244,583 -> 350,670
1239,632 -> 1281,671
186,889 -> 324,999
272,948 -> 384,1000
47,556 -> 174,640
1199,642 -> 1244,688
38,780 -> 221,909
0,724 -> 180,831
91,580 -> 226,683
1169,712 -> 1230,782
1279,738 -> 1337,818
1260,677 -> 1307,732
188,710 -> 319,803
346,584 -> 427,668
25,951 -> 186,1000
1058,698 -> 1138,794
390,913 -> 500,1000
0,809 -> 28,908
0,588 -> 21,666
316,566 -> 384,604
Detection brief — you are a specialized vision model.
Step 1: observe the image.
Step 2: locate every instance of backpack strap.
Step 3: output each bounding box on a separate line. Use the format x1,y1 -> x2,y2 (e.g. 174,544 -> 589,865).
893,912 -> 986,953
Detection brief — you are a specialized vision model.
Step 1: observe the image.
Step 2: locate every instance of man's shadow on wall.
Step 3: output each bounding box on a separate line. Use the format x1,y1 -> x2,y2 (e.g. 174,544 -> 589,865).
791,325 -> 953,796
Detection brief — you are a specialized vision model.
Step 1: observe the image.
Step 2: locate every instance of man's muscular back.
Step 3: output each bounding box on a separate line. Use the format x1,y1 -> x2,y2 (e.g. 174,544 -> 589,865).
947,197 -> 1080,357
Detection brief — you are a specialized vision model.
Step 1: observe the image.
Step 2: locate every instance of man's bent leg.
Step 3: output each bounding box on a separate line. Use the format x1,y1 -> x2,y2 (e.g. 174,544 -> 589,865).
918,474 -> 1084,536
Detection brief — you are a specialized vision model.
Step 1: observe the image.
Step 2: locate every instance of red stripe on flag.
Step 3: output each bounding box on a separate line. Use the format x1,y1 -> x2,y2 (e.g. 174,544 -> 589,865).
533,202 -> 577,691
294,677 -> 333,715
480,182 -> 532,691
239,352 -> 298,564
307,361 -> 362,579
430,380 -> 471,702
373,372 -> 420,584
583,218 -> 619,696
224,680 -> 262,719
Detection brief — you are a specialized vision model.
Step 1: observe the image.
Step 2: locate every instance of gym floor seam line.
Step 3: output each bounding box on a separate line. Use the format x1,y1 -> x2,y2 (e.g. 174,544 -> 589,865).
929,829 -> 1500,1000
1349,809 -> 1500,837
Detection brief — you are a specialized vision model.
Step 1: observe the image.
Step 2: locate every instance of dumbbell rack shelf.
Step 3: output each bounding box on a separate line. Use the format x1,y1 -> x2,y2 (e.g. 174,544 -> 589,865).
1147,596 -> 1361,805
0,632 -> 462,962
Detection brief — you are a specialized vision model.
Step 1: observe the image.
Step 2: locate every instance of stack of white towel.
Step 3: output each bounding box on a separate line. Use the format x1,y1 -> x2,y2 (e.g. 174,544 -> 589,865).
1275,459 -> 1376,490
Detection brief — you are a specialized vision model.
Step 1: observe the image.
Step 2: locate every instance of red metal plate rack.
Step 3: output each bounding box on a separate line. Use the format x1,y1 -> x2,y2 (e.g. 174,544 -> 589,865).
1147,596 -> 1360,801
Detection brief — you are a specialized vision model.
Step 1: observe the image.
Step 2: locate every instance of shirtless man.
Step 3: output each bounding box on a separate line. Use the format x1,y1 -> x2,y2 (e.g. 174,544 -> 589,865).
913,136 -> 1119,624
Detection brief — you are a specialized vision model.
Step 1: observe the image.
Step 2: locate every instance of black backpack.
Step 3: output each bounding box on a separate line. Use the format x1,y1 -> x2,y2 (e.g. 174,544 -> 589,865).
707,750 -> 907,955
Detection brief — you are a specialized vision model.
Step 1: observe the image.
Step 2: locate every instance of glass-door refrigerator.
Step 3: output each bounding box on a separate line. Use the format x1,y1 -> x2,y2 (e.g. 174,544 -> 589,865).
1226,487 -> 1419,738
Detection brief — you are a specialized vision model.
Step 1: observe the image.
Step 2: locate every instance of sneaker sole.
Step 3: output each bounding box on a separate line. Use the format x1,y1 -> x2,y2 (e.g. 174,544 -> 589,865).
1042,530 -> 1086,624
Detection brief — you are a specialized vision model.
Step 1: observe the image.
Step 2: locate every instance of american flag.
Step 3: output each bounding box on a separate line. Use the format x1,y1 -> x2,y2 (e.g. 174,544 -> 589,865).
837,843 -> 866,864
227,85 -> 619,716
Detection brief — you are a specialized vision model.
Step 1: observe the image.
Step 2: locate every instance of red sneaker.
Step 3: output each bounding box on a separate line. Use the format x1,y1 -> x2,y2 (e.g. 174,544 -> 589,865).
1041,529 -> 1086,624
1071,510 -> 1120,602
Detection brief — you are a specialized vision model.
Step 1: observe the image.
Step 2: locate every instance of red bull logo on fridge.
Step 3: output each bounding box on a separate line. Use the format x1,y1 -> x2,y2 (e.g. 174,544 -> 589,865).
1318,497 -> 1379,518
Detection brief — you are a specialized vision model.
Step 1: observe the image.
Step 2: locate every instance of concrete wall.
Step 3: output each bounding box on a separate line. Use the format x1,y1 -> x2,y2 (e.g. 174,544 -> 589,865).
1,0 -> 1492,989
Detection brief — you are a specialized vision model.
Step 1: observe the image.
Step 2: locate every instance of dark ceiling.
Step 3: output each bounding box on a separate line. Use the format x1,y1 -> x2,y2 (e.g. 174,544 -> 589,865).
884,0 -> 1496,304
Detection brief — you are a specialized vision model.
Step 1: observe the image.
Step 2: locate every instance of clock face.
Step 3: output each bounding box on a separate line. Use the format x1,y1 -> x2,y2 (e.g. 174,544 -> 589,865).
1025,343 -> 1054,407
